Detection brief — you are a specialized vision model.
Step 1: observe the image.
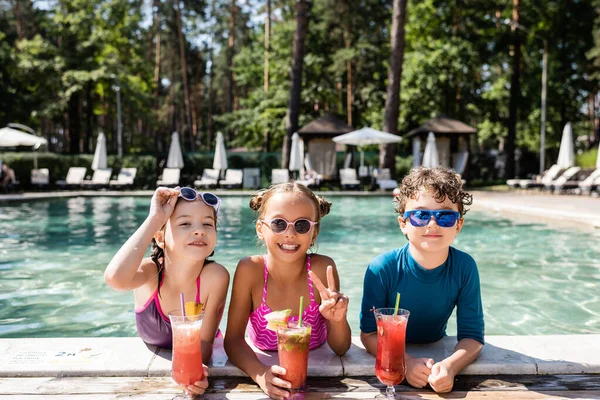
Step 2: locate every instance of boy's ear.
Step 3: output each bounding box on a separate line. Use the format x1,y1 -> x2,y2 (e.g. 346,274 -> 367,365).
398,215 -> 408,235
154,230 -> 165,249
456,217 -> 464,234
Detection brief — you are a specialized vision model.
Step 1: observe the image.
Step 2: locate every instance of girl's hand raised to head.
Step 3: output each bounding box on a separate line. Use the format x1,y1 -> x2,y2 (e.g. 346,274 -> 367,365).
149,187 -> 180,224
309,266 -> 349,322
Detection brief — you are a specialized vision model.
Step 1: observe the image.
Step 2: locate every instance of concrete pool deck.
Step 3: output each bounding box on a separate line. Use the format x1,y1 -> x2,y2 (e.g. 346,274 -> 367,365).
0,335 -> 599,398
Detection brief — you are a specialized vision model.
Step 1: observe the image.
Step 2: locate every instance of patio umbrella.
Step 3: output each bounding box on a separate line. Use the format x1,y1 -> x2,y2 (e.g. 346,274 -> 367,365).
422,132 -> 439,168
166,131 -> 184,169
556,122 -> 575,169
289,132 -> 303,172
0,126 -> 48,169
412,137 -> 422,167
91,132 -> 107,171
213,132 -> 228,175
333,127 -> 402,167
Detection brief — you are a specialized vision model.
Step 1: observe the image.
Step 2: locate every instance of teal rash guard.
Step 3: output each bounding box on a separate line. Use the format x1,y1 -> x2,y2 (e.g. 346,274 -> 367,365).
360,244 -> 485,344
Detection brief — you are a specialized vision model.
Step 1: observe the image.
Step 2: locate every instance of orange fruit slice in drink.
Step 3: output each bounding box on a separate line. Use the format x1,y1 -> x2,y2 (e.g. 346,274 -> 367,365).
185,301 -> 204,316
264,309 -> 292,331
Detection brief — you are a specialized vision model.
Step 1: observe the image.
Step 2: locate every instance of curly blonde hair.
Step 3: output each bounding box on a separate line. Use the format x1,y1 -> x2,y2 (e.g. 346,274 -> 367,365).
394,167 -> 473,217
249,182 -> 332,236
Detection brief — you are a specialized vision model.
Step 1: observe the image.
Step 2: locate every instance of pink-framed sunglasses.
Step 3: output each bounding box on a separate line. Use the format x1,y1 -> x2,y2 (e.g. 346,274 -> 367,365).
261,218 -> 318,235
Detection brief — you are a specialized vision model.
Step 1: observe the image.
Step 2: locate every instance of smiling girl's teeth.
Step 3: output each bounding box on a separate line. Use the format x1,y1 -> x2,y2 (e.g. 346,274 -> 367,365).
280,244 -> 299,250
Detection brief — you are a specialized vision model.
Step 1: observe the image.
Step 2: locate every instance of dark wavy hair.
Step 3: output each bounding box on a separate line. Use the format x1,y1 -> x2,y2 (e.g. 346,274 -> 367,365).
150,199 -> 216,295
249,182 -> 332,237
394,167 -> 473,217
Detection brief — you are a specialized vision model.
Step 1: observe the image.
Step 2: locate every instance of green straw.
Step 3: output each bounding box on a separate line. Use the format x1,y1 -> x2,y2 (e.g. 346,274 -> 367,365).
298,296 -> 305,327
394,292 -> 401,315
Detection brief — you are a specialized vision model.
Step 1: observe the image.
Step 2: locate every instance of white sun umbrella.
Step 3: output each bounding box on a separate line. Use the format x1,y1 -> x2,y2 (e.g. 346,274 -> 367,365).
556,122 -> 575,169
422,132 -> 439,168
166,131 -> 184,169
0,126 -> 48,169
289,132 -> 303,172
213,132 -> 228,178
91,132 -> 107,171
333,127 -> 402,167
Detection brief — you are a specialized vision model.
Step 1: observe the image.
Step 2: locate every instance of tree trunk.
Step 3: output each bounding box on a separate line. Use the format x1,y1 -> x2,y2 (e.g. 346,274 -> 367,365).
344,29 -> 352,127
68,92 -> 81,154
262,0 -> 271,152
153,0 -> 162,155
380,0 -> 407,175
207,48 -> 215,150
85,81 -> 93,153
12,0 -> 23,40
175,0 -> 194,150
282,0 -> 309,168
506,0 -> 520,179
228,0 -> 237,113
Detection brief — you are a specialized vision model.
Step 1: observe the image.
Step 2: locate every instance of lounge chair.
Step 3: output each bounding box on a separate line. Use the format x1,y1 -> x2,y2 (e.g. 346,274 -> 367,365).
242,168 -> 261,189
156,168 -> 180,187
552,168 -> 594,194
56,167 -> 87,189
339,168 -> 360,190
194,169 -> 219,188
271,169 -> 290,185
30,168 -> 49,190
82,168 -> 113,189
297,157 -> 322,187
374,168 -> 399,191
517,164 -> 564,189
109,168 -> 137,190
544,166 -> 580,192
578,168 -> 600,195
218,169 -> 243,189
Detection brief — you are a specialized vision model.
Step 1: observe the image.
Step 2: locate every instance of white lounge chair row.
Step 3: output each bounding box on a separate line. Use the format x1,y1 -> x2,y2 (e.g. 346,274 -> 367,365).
507,165 -> 600,194
35,167 -> 137,190
339,168 -> 399,191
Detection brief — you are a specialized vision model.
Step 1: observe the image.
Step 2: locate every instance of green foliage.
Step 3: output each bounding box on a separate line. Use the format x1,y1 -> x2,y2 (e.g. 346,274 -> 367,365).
576,147 -> 599,168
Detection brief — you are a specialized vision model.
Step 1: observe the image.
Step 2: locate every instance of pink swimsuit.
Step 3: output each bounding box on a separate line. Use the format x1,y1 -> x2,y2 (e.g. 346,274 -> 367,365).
247,254 -> 328,351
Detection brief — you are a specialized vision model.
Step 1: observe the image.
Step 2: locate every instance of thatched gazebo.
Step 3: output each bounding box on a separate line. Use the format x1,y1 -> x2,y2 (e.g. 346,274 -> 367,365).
297,114 -> 353,180
407,116 -> 477,175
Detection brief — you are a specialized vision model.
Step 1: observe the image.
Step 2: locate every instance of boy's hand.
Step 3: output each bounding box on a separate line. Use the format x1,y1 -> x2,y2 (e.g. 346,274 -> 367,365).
309,266 -> 348,322
149,187 -> 180,224
184,364 -> 210,396
405,356 -> 434,388
428,362 -> 455,393
256,365 -> 291,399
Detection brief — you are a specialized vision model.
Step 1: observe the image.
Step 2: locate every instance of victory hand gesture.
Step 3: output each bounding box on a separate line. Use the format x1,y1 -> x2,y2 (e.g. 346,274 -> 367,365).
149,187 -> 180,224
308,266 -> 348,322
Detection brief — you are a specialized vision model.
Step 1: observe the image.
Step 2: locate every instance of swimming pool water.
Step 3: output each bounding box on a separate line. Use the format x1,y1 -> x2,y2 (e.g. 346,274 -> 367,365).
0,196 -> 599,338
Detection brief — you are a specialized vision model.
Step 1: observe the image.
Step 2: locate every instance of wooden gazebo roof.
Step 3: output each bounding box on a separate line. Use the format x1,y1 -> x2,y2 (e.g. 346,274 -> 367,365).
297,114 -> 353,138
406,116 -> 477,138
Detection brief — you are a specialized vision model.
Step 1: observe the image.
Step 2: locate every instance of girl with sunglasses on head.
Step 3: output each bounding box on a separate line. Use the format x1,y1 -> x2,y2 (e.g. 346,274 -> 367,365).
104,187 -> 230,397
224,182 -> 351,400
360,167 -> 484,394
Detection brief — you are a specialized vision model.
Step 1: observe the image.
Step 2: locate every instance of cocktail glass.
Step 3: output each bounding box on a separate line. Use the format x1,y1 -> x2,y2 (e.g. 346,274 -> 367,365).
276,321 -> 312,399
168,310 -> 204,400
374,308 -> 410,399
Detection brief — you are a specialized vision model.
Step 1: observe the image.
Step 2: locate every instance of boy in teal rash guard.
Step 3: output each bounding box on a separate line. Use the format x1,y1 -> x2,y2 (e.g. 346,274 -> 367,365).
360,167 -> 484,393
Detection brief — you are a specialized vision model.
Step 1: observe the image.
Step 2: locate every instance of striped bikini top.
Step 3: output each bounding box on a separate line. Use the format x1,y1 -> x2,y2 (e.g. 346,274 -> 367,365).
247,254 -> 328,351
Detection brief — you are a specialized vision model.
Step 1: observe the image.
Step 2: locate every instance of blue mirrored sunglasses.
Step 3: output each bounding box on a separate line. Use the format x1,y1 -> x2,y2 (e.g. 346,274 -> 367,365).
178,187 -> 221,214
402,210 -> 460,228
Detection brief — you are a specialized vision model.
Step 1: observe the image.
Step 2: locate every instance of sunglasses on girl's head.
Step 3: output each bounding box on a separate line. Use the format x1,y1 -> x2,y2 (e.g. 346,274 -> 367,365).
261,218 -> 318,235
402,210 -> 460,228
178,187 -> 221,214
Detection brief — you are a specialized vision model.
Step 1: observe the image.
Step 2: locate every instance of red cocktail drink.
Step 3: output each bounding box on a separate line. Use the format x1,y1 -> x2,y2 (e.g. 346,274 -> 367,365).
374,308 -> 409,399
169,311 -> 204,397
277,322 -> 311,396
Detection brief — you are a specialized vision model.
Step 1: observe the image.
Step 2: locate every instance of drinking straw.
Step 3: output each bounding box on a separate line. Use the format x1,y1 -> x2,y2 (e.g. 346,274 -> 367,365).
298,296 -> 305,327
180,293 -> 186,317
394,292 -> 401,315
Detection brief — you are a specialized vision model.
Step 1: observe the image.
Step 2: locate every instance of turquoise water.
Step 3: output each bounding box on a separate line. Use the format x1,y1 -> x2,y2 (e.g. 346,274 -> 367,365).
1,195 -> 599,338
